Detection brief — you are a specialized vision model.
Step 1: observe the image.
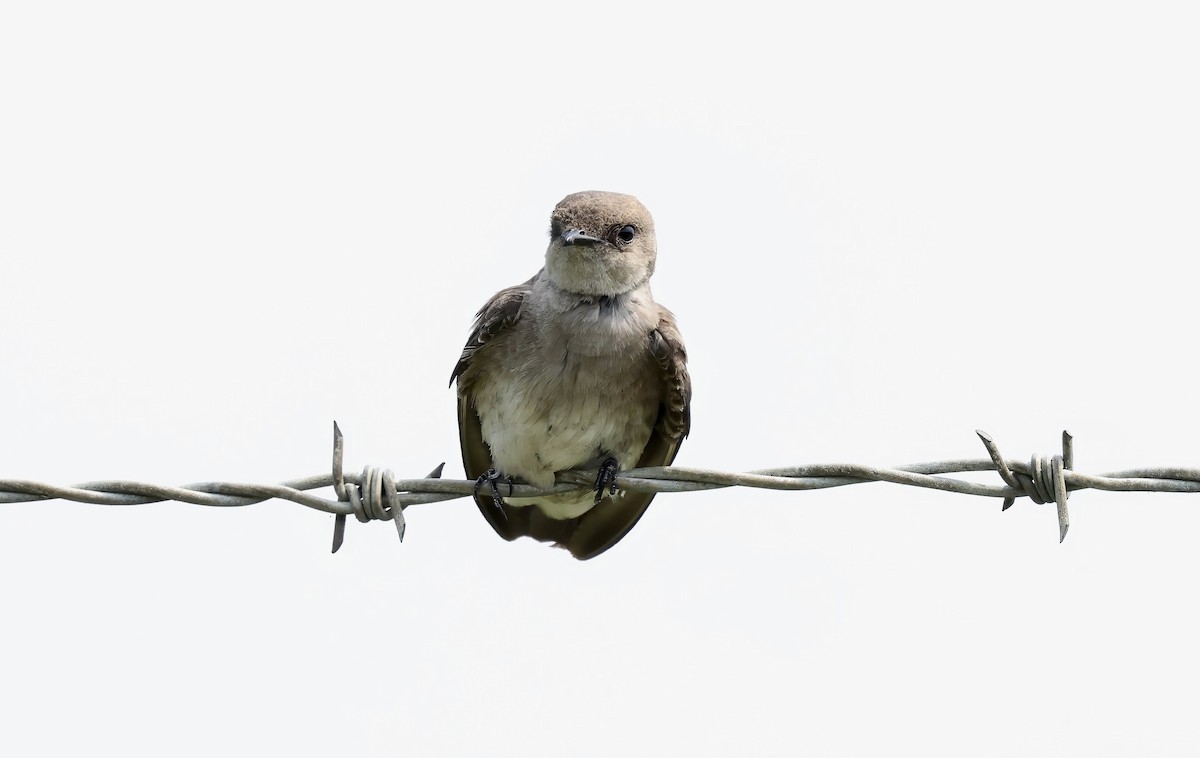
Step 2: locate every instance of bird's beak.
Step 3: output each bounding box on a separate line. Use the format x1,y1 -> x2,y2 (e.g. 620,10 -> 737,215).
561,229 -> 601,246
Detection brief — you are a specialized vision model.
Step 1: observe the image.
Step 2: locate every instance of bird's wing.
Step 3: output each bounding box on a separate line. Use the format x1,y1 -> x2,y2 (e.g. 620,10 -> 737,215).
562,306 -> 692,560
452,274 -> 537,542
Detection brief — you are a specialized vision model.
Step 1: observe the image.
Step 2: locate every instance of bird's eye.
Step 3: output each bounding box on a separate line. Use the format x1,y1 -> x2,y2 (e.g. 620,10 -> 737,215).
611,225 -> 636,244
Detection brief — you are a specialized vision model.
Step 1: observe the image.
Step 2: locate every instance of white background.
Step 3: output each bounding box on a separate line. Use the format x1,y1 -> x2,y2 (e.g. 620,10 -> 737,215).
3,1 -> 1198,755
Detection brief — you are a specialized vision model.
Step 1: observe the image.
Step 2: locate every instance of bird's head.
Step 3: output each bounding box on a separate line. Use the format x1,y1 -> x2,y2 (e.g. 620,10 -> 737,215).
544,191 -> 657,297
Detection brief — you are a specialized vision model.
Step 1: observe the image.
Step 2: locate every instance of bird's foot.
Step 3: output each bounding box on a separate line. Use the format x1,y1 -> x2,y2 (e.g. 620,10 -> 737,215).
474,468 -> 514,514
594,457 -> 620,505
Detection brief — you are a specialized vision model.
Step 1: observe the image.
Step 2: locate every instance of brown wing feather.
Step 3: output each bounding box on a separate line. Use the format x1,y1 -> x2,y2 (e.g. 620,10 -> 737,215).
562,306 -> 692,560
452,275 -> 537,542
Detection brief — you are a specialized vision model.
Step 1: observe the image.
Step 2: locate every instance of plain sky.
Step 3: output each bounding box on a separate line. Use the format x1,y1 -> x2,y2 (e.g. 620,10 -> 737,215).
3,1 -> 1199,756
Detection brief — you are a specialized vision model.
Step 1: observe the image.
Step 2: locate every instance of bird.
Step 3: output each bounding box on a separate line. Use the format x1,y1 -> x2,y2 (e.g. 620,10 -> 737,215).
450,191 -> 691,559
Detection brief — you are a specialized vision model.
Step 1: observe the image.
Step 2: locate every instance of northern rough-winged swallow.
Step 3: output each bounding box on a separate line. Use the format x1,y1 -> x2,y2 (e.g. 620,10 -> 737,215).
451,191 -> 691,559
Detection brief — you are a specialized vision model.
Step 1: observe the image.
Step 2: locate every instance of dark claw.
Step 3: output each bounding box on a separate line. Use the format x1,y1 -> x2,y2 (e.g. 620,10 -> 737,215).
594,457 -> 620,505
474,468 -> 512,518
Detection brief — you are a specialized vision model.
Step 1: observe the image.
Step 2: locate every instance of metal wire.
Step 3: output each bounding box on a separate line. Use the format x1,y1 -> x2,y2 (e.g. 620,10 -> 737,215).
4,424 -> 1199,551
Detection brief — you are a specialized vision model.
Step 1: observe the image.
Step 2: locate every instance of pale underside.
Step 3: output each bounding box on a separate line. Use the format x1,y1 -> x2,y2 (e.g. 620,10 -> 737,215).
453,262 -> 690,559
469,292 -> 663,518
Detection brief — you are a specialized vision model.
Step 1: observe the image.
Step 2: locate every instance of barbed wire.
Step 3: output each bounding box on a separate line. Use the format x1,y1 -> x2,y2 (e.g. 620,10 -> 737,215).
4,424 -> 1199,551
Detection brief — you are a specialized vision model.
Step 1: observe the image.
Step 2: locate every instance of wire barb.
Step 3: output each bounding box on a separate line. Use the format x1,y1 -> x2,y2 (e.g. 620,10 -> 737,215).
5,426 -> 1199,552
976,430 -> 1073,542
328,421 -> 444,553
331,422 -> 348,552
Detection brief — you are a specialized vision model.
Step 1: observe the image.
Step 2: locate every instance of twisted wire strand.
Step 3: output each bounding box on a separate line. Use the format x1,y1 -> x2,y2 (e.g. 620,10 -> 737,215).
4,426 -> 1199,549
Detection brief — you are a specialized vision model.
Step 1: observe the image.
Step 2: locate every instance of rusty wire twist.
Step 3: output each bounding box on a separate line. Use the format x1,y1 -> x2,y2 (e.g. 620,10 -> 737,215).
3,424 -> 1198,551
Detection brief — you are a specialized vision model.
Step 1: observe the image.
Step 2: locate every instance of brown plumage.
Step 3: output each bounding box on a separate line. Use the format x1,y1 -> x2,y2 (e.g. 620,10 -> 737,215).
450,191 -> 691,559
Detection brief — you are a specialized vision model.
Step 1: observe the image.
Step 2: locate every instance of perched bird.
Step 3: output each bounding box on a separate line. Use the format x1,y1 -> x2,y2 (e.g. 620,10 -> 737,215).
451,191 -> 691,559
